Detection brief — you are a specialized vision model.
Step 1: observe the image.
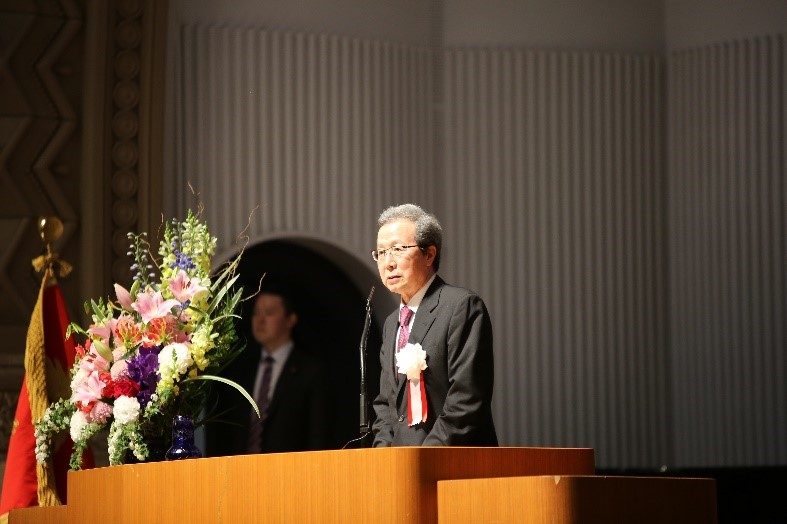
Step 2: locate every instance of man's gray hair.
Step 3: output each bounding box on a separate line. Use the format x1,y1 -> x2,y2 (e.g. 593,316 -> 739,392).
377,203 -> 443,271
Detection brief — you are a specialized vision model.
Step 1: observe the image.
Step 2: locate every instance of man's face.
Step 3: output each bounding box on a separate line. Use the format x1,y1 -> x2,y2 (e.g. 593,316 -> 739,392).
251,294 -> 297,351
376,219 -> 436,304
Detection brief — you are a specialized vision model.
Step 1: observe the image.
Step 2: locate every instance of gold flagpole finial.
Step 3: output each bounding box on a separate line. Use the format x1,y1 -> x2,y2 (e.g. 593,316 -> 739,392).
38,216 -> 64,244
32,216 -> 72,278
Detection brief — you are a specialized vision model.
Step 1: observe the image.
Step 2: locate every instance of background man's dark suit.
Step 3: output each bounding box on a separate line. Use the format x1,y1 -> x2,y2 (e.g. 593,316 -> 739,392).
205,344 -> 328,455
372,276 -> 498,446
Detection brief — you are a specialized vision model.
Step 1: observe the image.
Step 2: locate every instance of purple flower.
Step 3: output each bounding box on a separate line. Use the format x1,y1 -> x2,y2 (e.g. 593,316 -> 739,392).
127,346 -> 161,408
169,249 -> 196,271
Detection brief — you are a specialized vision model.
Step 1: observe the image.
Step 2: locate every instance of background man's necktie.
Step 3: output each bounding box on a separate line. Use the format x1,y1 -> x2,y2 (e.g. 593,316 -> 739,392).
247,355 -> 274,453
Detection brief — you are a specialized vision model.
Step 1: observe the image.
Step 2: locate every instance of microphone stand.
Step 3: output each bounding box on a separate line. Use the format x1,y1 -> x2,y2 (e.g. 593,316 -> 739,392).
342,286 -> 375,449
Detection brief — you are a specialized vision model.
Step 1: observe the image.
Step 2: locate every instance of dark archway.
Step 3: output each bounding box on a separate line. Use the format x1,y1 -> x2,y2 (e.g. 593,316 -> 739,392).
230,239 -> 383,449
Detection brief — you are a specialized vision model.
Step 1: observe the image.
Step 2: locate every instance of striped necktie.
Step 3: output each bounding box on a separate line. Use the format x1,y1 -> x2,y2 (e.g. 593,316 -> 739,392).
247,355 -> 274,453
397,306 -> 413,351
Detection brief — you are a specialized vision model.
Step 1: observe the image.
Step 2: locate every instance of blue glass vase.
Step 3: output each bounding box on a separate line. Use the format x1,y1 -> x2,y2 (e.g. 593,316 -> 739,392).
165,415 -> 202,460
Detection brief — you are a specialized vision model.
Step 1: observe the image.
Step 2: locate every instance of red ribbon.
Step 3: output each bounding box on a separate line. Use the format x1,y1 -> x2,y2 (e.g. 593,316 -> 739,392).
406,371 -> 428,426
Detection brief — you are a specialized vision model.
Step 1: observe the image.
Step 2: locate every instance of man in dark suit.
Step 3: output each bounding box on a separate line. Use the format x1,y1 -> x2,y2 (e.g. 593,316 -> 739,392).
205,288 -> 328,455
371,204 -> 498,446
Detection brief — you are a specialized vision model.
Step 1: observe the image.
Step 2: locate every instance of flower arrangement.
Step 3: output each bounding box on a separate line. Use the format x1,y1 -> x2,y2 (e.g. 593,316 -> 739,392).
34,210 -> 255,469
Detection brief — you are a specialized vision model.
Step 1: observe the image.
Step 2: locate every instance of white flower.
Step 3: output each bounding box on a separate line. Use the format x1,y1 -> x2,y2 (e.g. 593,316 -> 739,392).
69,410 -> 88,442
113,395 -> 141,424
158,342 -> 193,382
108,422 -> 122,465
35,441 -> 48,463
395,343 -> 428,381
70,367 -> 89,391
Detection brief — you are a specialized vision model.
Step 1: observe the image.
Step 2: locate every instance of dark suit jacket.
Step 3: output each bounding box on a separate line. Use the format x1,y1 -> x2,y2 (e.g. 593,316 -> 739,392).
371,276 -> 498,446
205,344 -> 329,455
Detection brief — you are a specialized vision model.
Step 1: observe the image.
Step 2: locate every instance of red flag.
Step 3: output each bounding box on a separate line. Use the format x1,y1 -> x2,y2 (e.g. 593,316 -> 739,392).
0,275 -> 93,518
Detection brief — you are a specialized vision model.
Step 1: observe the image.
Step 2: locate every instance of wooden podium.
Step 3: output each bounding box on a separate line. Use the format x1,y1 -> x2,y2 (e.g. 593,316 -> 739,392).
438,474 -> 718,523
9,447 -> 593,523
9,447 -> 716,523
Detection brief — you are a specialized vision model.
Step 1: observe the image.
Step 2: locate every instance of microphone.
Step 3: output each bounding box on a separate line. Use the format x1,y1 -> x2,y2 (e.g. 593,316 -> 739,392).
342,286 -> 376,450
358,286 -> 375,435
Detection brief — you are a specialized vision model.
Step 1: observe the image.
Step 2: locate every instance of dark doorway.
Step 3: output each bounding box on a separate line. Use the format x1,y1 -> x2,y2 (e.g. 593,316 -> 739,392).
230,239 -> 383,449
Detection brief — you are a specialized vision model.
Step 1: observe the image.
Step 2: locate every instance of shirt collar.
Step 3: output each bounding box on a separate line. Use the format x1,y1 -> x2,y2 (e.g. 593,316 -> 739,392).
262,340 -> 294,364
400,273 -> 437,314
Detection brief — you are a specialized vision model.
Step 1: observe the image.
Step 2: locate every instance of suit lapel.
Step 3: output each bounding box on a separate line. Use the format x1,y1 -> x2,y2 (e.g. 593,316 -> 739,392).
240,347 -> 262,393
267,348 -> 299,417
384,314 -> 399,386
407,276 -> 442,346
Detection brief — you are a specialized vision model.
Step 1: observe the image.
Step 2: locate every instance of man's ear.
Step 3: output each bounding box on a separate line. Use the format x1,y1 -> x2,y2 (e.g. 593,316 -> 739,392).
287,312 -> 298,330
425,245 -> 437,267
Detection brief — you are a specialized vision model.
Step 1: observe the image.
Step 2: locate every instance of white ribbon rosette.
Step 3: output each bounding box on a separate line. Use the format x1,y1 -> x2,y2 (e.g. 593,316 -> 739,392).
395,342 -> 428,425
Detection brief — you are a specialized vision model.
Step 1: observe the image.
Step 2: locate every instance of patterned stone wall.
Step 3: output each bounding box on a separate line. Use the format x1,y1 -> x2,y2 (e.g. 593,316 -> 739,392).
0,0 -> 167,482
0,0 -> 86,427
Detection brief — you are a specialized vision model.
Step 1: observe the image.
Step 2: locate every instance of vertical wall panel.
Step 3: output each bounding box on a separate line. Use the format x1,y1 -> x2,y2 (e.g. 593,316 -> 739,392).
172,22 -> 784,470
668,36 -> 786,466
175,25 -> 434,263
442,48 -> 667,468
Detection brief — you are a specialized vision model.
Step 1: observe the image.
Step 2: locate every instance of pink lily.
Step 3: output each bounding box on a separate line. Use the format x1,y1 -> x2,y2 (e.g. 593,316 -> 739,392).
168,269 -> 208,303
87,318 -> 118,345
114,283 -> 134,310
71,370 -> 107,406
131,288 -> 180,324
77,345 -> 109,374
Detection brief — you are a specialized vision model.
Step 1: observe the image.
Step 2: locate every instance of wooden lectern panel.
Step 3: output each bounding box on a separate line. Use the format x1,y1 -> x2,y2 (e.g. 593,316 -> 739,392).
9,447 -> 593,524
437,475 -> 717,524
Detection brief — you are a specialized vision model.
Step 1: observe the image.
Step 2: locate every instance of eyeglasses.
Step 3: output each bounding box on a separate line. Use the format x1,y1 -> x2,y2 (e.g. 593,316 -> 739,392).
371,244 -> 420,262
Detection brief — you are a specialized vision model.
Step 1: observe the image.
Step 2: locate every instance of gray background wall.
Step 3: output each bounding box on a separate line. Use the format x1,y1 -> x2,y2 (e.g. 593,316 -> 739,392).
165,0 -> 785,469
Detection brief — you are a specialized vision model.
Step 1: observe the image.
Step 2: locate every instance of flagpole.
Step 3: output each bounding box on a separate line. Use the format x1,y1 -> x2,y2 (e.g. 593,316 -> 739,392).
30,217 -> 69,507
0,216 -> 81,521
